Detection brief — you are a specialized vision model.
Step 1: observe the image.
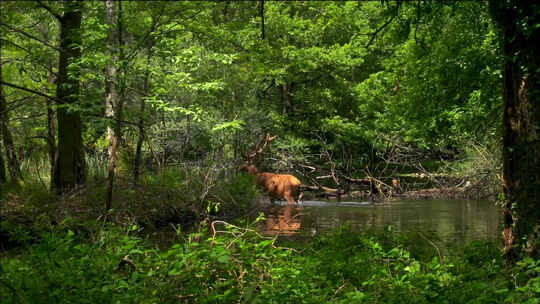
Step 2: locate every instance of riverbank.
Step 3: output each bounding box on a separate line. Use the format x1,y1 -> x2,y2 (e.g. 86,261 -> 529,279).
1,221 -> 536,303
0,172 -> 533,303
0,164 -> 499,253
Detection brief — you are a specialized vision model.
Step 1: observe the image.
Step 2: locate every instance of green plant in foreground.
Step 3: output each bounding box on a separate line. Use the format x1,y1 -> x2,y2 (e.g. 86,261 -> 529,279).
0,222 -> 538,303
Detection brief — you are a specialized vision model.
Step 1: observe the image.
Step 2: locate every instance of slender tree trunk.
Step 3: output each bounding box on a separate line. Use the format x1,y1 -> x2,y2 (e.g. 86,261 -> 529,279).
134,45 -> 152,186
53,0 -> 84,194
46,93 -> 56,190
0,145 -> 3,210
104,0 -> 118,156
0,82 -> 22,184
104,0 -> 124,210
160,109 -> 166,169
0,10 -> 21,188
280,82 -> 294,114
36,19 -> 57,190
260,0 -> 265,40
43,35 -> 57,191
0,142 -> 5,184
489,1 -> 540,260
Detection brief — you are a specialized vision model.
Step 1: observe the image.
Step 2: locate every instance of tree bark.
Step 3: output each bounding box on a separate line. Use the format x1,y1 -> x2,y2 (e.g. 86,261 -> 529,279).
489,1 -> 540,260
38,20 -> 58,191
53,0 -> 85,194
260,0 -> 265,40
46,89 -> 56,191
0,141 -> 6,184
0,147 -> 3,210
104,0 -> 123,210
134,45 -> 152,186
280,82 -> 294,114
0,79 -> 22,184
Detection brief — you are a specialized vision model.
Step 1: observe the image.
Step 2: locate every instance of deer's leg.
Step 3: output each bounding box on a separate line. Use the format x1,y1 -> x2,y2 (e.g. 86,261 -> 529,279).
284,192 -> 295,205
296,192 -> 303,205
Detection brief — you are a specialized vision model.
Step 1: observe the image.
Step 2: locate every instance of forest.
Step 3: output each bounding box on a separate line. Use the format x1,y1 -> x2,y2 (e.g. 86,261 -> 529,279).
1,1 -> 540,303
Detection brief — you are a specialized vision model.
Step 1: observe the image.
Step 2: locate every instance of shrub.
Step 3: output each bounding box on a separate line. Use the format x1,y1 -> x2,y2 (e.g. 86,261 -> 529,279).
0,222 -> 536,303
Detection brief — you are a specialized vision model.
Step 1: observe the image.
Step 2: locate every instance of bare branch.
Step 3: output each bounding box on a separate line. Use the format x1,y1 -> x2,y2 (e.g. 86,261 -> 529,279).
0,22 -> 62,52
245,132 -> 277,163
0,80 -> 60,102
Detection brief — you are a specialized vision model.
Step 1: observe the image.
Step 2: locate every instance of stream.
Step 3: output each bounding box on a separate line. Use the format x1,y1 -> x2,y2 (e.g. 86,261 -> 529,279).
259,199 -> 501,249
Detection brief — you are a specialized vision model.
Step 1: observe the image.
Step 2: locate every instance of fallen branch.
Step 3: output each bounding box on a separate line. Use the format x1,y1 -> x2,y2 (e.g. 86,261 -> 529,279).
341,175 -> 372,184
417,231 -> 443,266
300,184 -> 346,195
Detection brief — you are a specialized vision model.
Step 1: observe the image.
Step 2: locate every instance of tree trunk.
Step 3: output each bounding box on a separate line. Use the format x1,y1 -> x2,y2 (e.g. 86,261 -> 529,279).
0,80 -> 22,184
36,17 -> 58,190
46,92 -> 56,191
260,0 -> 265,40
104,0 -> 123,210
134,45 -> 152,186
489,1 -> 540,260
0,142 -> 5,184
43,34 -> 57,191
280,82 -> 294,114
0,145 -> 3,210
53,0 -> 84,194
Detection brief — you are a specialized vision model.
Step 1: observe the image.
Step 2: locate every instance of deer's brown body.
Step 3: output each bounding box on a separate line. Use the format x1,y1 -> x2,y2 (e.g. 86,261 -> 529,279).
244,165 -> 302,205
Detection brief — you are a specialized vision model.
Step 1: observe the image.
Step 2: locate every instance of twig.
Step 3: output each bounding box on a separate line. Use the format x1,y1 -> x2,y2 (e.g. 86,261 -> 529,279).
417,231 -> 443,266
35,0 -> 63,21
211,220 -> 272,244
116,254 -> 138,272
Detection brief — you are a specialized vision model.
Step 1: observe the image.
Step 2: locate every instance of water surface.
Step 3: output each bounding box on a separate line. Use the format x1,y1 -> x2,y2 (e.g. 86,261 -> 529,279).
260,199 -> 501,248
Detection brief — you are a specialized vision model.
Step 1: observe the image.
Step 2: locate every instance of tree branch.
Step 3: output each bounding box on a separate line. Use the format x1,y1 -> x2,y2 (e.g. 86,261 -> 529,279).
0,81 -> 150,128
124,4 -> 167,63
0,80 -> 60,102
0,22 -> 62,52
125,8 -> 204,63
1,38 -> 32,54
35,0 -> 63,21
365,3 -> 401,49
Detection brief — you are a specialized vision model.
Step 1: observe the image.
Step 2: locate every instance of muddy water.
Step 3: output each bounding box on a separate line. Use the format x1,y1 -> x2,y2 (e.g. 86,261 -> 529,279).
260,199 -> 501,248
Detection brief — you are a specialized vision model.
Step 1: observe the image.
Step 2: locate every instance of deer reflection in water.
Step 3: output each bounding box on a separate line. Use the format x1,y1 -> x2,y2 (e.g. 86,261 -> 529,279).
262,204 -> 303,236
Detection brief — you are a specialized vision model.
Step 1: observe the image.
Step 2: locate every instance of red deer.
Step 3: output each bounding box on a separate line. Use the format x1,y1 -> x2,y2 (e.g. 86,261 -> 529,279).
242,164 -> 302,205
242,133 -> 303,205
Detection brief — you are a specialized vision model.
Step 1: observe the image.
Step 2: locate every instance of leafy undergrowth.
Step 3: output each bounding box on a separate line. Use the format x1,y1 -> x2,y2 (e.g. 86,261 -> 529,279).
0,166 -> 259,245
1,220 -> 538,304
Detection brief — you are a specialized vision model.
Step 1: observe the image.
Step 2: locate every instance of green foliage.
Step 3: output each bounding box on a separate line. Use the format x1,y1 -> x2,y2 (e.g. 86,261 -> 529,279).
2,225 -> 535,304
0,0 -> 504,187
0,227 -> 145,304
506,257 -> 540,303
378,2 -> 501,151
